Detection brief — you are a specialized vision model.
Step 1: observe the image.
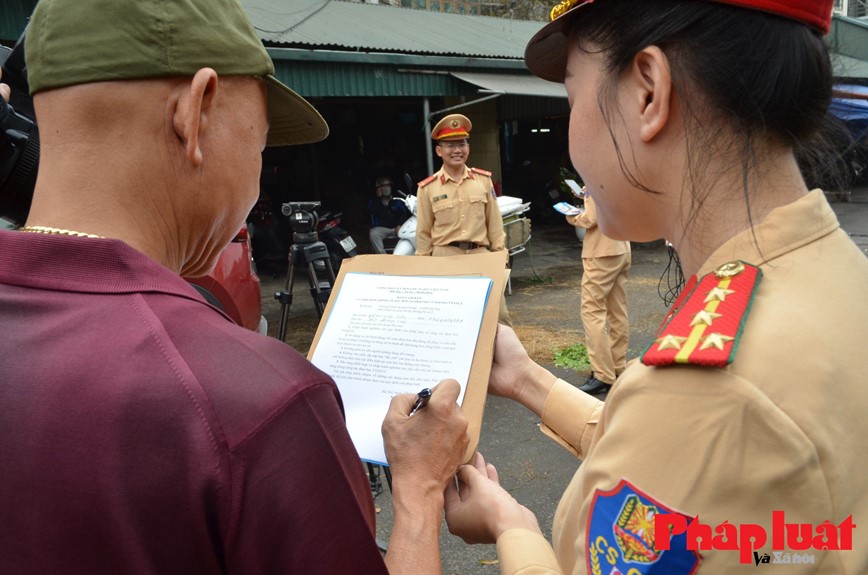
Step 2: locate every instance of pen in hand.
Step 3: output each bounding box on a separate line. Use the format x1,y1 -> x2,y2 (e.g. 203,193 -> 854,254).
408,387 -> 433,416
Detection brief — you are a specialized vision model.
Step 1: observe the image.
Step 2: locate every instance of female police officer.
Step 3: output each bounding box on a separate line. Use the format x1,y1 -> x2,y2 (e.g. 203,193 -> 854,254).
441,0 -> 868,572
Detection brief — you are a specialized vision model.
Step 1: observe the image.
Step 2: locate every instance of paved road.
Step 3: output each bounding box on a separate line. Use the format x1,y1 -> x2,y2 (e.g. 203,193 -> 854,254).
259,186 -> 867,574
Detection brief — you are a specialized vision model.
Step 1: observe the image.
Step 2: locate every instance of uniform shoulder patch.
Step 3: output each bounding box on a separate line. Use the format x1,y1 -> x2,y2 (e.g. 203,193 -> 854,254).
417,174 -> 437,188
470,167 -> 492,177
586,479 -> 701,575
641,260 -> 762,368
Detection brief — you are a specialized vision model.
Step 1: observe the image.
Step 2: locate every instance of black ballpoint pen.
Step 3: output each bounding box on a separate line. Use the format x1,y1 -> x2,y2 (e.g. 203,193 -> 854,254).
408,388 -> 432,416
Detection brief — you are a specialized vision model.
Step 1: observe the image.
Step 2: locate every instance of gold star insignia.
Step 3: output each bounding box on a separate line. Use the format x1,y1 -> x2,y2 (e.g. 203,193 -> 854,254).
655,334 -> 688,351
700,333 -> 735,351
704,287 -> 735,303
690,310 -> 722,327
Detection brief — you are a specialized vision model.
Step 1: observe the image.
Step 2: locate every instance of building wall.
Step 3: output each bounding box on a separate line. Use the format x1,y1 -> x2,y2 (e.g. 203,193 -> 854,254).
439,97 -> 502,184
0,0 -> 37,43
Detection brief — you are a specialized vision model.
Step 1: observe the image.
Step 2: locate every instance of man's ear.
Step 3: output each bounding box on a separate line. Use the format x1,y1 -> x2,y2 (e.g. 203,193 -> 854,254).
172,68 -> 219,167
629,46 -> 672,143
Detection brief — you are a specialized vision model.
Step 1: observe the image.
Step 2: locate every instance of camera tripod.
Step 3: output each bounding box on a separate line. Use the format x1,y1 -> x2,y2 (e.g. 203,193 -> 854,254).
274,230 -> 336,343
273,203 -> 393,522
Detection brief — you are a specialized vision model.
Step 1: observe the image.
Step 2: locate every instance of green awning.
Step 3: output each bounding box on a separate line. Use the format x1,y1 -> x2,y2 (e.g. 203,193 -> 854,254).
451,71 -> 567,98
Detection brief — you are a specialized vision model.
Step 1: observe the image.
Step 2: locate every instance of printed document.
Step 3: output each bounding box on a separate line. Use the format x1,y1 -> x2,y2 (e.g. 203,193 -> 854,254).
309,272 -> 493,464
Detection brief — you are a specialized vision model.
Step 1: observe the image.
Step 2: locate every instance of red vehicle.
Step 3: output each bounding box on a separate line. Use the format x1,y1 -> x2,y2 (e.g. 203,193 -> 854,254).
188,226 -> 267,334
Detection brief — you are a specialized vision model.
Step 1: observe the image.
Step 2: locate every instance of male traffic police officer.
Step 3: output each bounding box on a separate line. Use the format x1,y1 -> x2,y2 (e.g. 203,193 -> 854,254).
414,113 -> 512,325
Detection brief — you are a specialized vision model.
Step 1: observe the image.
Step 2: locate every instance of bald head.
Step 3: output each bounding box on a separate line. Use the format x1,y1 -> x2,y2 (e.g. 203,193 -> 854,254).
28,72 -> 269,276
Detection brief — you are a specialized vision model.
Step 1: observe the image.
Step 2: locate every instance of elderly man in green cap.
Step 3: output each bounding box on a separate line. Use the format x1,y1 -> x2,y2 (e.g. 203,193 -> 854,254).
0,0 -> 468,573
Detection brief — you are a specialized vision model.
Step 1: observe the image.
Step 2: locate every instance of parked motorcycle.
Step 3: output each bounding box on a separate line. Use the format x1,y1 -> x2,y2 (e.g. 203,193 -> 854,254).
314,206 -> 358,271
391,173 -> 419,256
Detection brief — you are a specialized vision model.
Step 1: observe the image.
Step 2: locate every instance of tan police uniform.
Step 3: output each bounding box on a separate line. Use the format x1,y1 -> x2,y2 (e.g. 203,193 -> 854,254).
415,166 -> 506,257
567,195 -> 631,385
496,190 -> 868,573
417,113 -> 511,325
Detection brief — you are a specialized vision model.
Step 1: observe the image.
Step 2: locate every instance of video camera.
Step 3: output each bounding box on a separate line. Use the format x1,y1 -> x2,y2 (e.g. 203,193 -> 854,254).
280,201 -> 321,238
0,30 -> 38,226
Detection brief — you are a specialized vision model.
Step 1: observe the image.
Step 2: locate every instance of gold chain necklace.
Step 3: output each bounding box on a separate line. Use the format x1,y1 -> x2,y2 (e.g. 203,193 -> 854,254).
18,225 -> 103,239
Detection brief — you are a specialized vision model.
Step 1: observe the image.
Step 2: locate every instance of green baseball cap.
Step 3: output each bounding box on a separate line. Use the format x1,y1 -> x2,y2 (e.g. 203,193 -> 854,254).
24,0 -> 328,147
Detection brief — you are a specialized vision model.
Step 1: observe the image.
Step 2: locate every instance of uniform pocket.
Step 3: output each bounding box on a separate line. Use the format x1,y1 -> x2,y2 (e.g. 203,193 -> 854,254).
468,192 -> 489,204
432,197 -> 457,226
468,192 -> 488,219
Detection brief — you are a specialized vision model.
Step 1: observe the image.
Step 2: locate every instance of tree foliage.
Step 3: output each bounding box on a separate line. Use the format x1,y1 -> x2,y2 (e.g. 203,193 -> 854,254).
377,0 -> 552,21
492,0 -> 550,21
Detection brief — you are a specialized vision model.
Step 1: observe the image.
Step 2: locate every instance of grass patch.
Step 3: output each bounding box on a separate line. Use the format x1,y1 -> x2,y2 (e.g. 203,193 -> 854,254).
552,342 -> 591,372
525,275 -> 555,285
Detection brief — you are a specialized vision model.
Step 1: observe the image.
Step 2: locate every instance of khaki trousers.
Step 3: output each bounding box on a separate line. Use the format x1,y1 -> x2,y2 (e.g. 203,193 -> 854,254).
431,245 -> 512,327
580,253 -> 630,384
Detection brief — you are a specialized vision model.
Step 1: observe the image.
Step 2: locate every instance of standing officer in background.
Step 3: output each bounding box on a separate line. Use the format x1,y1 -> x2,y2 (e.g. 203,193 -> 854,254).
566,189 -> 631,395
416,113 -> 512,325
368,175 -> 410,254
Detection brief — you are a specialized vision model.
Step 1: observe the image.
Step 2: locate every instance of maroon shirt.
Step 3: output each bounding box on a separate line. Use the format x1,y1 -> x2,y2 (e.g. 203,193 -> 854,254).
0,230 -> 387,574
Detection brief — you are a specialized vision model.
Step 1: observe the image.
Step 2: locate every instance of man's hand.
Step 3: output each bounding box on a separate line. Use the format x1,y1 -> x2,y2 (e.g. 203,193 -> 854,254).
445,451 -> 541,544
381,380 -> 470,575
382,379 -> 469,495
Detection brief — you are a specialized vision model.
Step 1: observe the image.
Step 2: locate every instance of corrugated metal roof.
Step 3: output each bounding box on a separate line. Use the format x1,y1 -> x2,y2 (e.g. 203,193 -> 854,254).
273,58 -> 473,97
244,0 -> 541,59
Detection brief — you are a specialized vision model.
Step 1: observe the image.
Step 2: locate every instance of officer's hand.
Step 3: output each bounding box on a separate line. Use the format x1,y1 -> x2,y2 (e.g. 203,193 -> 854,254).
445,451 -> 540,544
382,379 -> 469,496
488,324 -> 534,400
490,324 -> 557,416
565,212 -> 585,226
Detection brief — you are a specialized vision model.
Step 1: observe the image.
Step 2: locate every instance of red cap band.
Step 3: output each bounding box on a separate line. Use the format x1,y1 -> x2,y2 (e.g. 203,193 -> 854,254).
435,126 -> 470,140
716,0 -> 833,34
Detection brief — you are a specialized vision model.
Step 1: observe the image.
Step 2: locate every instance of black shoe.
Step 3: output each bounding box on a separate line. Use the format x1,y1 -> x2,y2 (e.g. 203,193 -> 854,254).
578,375 -> 611,395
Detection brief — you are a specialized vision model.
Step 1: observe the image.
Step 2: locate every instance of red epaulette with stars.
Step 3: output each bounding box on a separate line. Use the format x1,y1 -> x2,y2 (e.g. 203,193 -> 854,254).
417,174 -> 437,188
641,260 -> 762,368
470,167 -> 492,177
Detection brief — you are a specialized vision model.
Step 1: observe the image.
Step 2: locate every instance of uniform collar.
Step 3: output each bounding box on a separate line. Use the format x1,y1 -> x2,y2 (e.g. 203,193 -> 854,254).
698,189 -> 840,276
437,165 -> 473,185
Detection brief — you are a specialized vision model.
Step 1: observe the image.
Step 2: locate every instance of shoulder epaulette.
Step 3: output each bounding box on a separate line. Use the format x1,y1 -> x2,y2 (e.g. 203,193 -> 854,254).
417,174 -> 437,188
641,260 -> 762,368
470,167 -> 492,177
